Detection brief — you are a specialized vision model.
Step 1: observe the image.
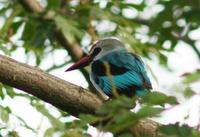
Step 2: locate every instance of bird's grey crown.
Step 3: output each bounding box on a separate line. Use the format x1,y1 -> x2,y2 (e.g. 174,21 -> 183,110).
90,38 -> 126,61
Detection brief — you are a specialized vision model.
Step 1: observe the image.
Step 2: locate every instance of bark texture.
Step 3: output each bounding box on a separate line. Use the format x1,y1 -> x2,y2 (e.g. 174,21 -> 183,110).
0,55 -> 102,116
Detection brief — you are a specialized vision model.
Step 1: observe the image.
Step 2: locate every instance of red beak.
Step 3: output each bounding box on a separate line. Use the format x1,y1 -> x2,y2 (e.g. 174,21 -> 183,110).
65,55 -> 93,72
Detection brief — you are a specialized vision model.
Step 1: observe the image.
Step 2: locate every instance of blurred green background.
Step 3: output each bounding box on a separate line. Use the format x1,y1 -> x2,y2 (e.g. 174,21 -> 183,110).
0,0 -> 200,137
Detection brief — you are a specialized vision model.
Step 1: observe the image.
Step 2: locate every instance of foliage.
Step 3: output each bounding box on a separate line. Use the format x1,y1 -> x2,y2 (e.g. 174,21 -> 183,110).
158,124 -> 200,137
0,0 -> 199,137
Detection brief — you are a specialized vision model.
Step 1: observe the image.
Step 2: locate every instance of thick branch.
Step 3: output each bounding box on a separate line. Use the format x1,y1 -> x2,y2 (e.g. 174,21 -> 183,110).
0,55 -> 102,116
0,55 -> 159,135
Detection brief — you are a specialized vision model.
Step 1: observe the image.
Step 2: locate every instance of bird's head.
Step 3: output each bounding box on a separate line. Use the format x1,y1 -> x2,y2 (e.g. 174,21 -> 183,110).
65,37 -> 126,72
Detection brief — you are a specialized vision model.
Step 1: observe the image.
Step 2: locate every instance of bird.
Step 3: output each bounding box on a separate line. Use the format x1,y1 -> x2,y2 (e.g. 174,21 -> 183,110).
65,37 -> 152,98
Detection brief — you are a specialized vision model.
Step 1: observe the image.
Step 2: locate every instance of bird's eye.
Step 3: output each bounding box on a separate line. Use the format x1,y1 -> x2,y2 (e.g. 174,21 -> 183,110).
91,47 -> 101,56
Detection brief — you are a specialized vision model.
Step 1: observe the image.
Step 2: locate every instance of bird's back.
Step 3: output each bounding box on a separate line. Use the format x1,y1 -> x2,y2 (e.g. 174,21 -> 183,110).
90,51 -> 152,97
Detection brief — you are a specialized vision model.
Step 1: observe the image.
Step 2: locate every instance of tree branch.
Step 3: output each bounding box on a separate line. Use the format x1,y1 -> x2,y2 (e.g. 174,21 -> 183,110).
0,55 -> 102,116
0,54 -> 159,135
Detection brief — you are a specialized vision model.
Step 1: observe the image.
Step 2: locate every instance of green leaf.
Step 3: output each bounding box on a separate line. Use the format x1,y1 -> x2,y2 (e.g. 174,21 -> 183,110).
159,123 -> 200,137
0,105 -> 9,122
4,85 -> 15,98
97,96 -> 136,115
136,105 -> 163,118
79,114 -> 100,124
0,91 -> 4,100
44,128 -> 54,137
22,20 -> 54,52
114,111 -> 136,124
159,53 -> 168,65
8,131 -> 19,137
5,107 -> 11,114
22,20 -> 37,42
54,14 -> 84,44
101,103 -> 161,134
11,20 -> 23,34
0,84 -> 5,100
47,0 -> 60,9
142,92 -> 178,106
67,120 -> 88,131
183,87 -> 195,98
104,112 -> 138,134
182,70 -> 200,84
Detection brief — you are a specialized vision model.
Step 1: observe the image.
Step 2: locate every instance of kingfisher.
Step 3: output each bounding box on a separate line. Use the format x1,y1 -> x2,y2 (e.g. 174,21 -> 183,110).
65,38 -> 152,98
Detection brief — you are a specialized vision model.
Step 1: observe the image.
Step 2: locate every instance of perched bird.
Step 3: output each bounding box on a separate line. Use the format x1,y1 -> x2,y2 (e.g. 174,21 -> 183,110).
65,38 -> 152,98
